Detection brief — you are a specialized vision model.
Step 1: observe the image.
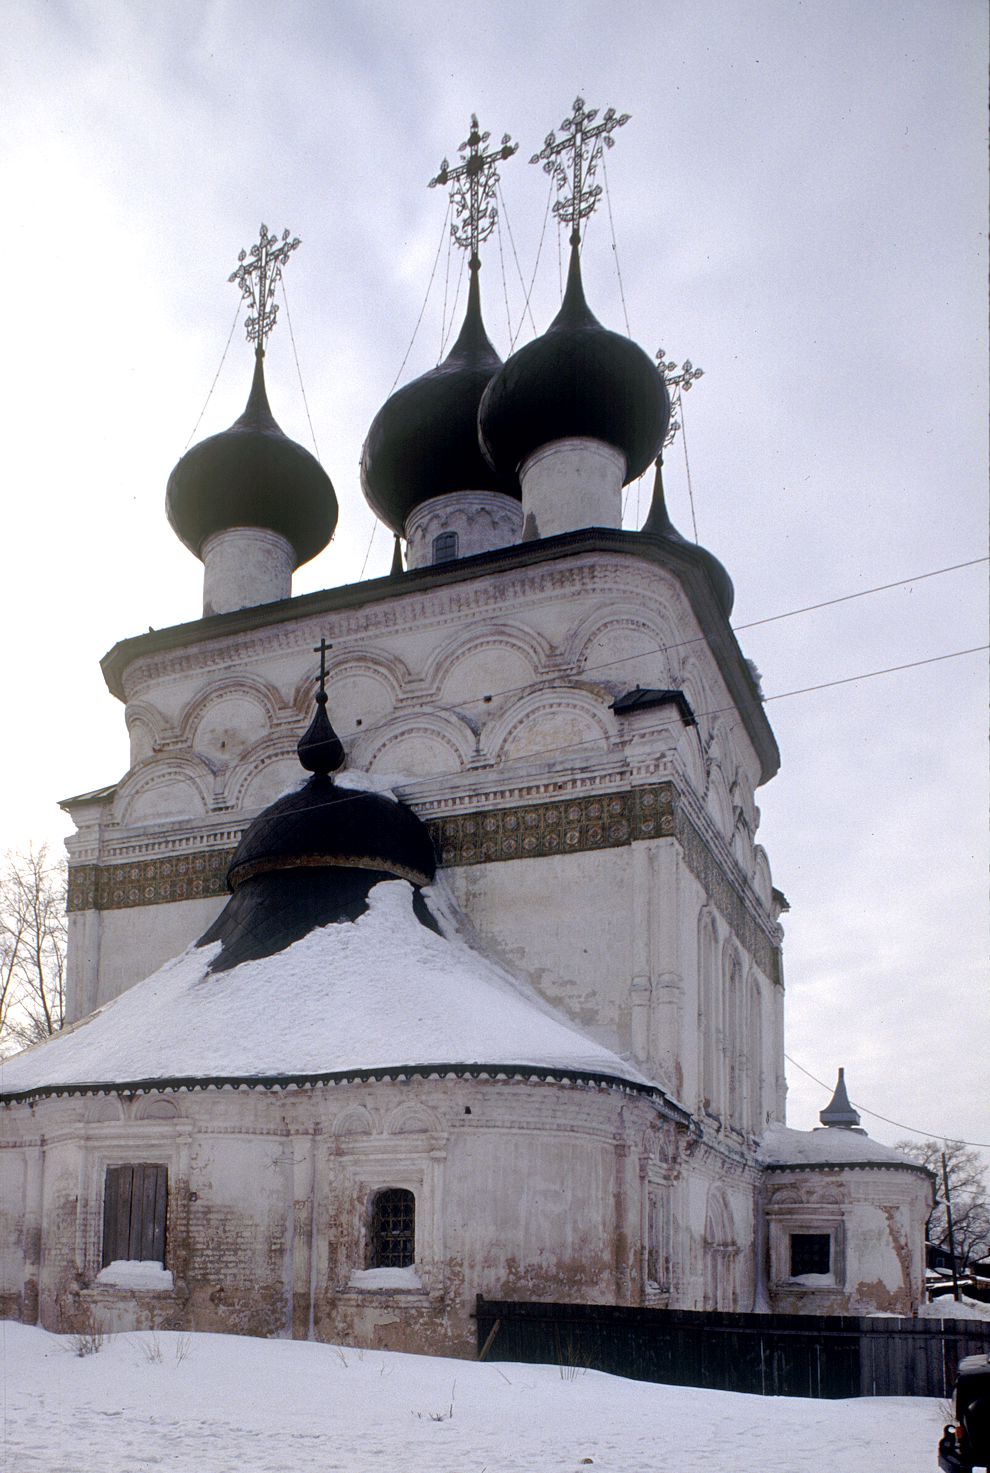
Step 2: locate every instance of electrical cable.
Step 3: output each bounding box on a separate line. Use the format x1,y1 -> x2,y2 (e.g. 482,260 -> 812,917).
386,201 -> 451,397
338,555 -> 989,733
495,213 -> 513,346
600,152 -> 631,338
680,396 -> 700,543
278,275 -> 321,462
183,298 -> 242,451
497,178 -> 546,350
784,1053 -> 990,1149
357,522 -> 378,582
733,557 -> 988,633
438,249 -> 465,362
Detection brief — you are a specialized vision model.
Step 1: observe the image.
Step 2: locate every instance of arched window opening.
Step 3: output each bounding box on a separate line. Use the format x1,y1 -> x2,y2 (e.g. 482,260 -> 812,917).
368,1188 -> 415,1268
432,531 -> 458,564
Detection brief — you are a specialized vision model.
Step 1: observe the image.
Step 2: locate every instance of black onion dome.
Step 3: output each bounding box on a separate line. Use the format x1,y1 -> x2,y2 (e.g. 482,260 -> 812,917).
361,272 -> 518,534
196,698 -> 437,973
225,774 -> 437,892
166,352 -> 337,567
642,459 -> 734,616
479,244 -> 670,485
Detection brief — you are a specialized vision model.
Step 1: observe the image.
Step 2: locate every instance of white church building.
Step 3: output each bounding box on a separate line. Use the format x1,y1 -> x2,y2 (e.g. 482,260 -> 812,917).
0,107 -> 931,1355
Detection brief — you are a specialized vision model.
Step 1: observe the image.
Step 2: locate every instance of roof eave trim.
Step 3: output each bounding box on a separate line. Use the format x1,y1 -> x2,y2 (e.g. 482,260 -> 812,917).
761,1159 -> 934,1178
0,1060 -> 693,1122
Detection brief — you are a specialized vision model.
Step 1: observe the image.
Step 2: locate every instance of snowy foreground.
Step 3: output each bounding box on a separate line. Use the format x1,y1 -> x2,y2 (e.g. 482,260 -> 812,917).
0,1321 -> 948,1473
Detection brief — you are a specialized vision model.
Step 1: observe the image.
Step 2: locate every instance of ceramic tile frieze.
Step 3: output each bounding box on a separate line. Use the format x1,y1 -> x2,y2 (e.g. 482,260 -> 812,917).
66,782 -> 778,980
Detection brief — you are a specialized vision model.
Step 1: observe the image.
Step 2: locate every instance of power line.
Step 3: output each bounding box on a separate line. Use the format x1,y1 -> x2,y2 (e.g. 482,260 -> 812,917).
326,552 -> 989,739
784,1053 -> 990,1149
183,297 -> 242,451
735,557 -> 989,633
761,644 -> 988,706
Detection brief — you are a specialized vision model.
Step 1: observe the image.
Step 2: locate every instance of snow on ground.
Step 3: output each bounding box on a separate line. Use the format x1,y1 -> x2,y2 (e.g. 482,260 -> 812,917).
0,1321 -> 948,1473
919,1293 -> 990,1320
0,882 -> 650,1095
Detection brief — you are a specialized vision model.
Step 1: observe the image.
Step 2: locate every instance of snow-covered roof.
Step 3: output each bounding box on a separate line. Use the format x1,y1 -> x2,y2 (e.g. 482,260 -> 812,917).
758,1122 -> 928,1171
0,881 -> 672,1107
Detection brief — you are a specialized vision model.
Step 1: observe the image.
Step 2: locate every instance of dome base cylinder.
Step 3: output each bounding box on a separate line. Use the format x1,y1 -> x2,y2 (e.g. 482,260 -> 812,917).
202,527 -> 295,616
519,438 -> 626,540
404,490 -> 524,570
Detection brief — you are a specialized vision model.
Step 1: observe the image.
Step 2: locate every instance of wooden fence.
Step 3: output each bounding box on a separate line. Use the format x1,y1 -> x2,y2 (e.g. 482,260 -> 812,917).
475,1296 -> 990,1399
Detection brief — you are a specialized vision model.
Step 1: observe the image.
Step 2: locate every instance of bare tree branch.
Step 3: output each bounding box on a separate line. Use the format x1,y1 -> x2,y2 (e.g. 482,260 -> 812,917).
0,845 -> 67,1052
894,1137 -> 990,1270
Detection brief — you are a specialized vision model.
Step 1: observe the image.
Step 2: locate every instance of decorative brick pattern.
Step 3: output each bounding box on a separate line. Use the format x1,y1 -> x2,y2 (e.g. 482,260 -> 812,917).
65,782 -> 779,981
431,784 -> 675,867
67,851 -> 233,914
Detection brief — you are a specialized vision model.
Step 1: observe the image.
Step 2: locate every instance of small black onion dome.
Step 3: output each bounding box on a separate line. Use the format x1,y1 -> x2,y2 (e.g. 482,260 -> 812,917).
198,695 -> 436,972
166,352 -> 337,567
227,690 -> 435,890
479,243 -> 670,485
641,458 -> 734,616
225,773 -> 437,892
360,271 -> 519,535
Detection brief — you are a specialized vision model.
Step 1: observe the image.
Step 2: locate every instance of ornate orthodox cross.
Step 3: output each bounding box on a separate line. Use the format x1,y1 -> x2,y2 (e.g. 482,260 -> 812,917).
657,349 -> 704,449
530,97 -> 629,246
429,115 -> 518,269
228,224 -> 301,349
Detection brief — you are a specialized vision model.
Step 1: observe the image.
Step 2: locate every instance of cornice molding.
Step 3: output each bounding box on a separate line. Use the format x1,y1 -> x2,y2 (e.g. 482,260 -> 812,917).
101,530 -> 778,783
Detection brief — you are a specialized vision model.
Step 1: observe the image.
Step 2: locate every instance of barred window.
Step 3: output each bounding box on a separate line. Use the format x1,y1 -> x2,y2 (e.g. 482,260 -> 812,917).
102,1164 -> 167,1266
790,1232 -> 831,1277
432,531 -> 458,564
369,1188 -> 415,1268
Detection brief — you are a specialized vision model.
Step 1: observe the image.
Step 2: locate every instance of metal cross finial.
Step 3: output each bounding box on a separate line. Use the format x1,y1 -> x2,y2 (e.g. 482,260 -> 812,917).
313,637 -> 332,699
530,97 -> 630,246
429,115 -> 518,270
228,224 -> 301,350
657,349 -> 704,450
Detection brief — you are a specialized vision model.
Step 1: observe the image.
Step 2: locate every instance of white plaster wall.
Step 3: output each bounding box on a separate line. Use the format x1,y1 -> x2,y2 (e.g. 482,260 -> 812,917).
765,1167 -> 932,1315
201,528 -> 294,616
404,491 -> 523,570
520,439 -> 625,539
66,550 -> 779,1112
4,1079 -> 687,1351
73,899 -> 226,1014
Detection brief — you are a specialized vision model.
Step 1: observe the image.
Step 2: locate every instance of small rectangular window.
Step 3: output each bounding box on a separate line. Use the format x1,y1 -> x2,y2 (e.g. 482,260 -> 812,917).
790,1231 -> 831,1277
102,1164 -> 167,1266
432,531 -> 458,564
369,1188 -> 415,1268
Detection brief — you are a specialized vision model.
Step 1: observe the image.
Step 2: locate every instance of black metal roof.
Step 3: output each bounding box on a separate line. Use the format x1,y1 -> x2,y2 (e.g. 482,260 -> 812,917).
361,272 -> 519,534
479,243 -> 669,483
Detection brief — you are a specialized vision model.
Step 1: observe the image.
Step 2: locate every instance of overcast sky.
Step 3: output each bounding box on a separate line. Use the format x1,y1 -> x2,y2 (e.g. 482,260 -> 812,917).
1,0 -> 986,1159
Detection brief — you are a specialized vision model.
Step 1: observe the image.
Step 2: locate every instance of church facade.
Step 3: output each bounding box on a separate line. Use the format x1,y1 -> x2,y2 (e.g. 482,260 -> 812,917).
0,110 -> 931,1353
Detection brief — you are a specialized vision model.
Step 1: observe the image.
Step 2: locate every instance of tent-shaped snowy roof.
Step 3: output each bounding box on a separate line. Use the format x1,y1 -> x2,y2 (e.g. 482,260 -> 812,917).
0,881 -> 685,1117
758,1122 -> 928,1172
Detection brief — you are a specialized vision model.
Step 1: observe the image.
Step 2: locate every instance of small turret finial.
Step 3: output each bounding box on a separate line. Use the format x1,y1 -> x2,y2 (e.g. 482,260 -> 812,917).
530,97 -> 630,247
228,224 -> 301,353
819,1067 -> 863,1131
297,636 -> 345,776
429,114 -> 518,272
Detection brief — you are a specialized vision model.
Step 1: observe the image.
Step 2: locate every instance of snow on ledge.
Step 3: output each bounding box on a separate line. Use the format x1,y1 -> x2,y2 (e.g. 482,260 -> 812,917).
96,1260 -> 174,1291
348,1265 -> 423,1291
758,1123 -> 922,1169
